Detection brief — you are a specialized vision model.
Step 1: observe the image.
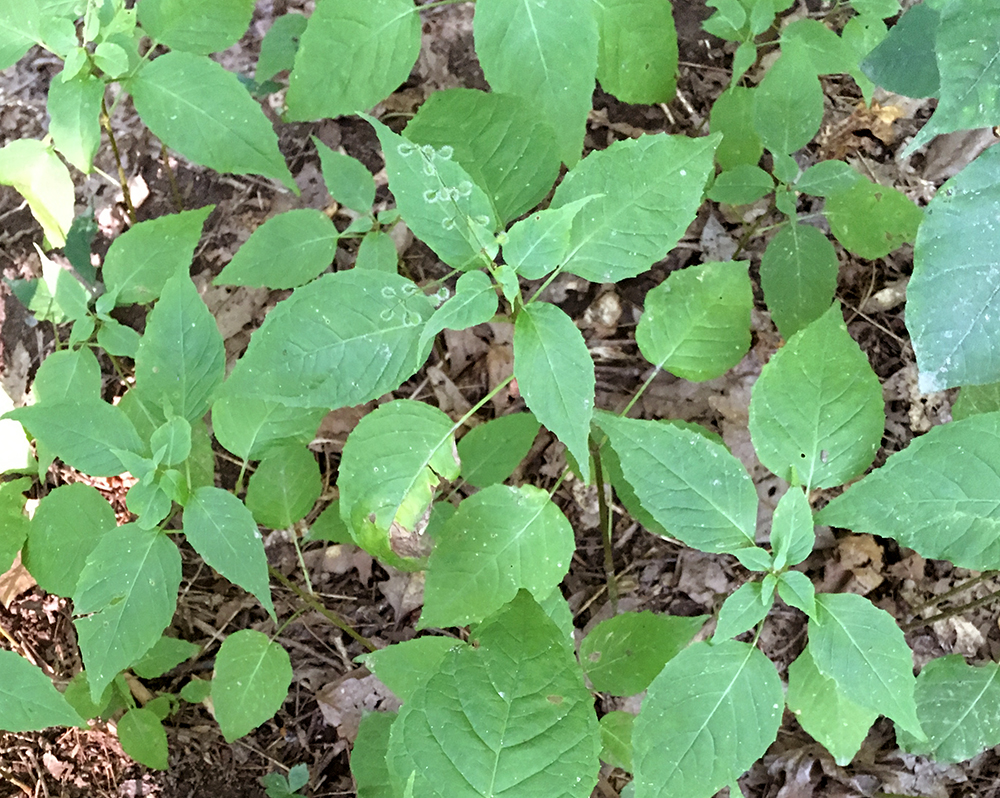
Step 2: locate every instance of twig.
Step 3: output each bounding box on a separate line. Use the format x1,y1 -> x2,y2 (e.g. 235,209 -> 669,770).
268,567 -> 376,651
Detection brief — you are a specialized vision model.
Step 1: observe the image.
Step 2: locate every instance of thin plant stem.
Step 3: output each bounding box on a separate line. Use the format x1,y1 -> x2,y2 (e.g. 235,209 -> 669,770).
290,528 -> 315,595
101,96 -> 136,223
160,143 -> 184,212
618,364 -> 662,420
907,570 -> 998,616
419,0 -> 472,10
268,566 -> 376,651
591,442 -> 618,615
271,606 -> 310,639
901,589 -> 1000,633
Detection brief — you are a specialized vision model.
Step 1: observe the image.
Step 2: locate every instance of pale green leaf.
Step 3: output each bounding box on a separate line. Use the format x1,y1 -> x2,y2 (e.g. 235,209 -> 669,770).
256,12 -> 307,82
953,383 -> 1000,420
126,480 -> 172,530
215,209 -> 338,289
353,711 -> 397,798
136,0 -> 253,53
0,390 -> 31,476
899,655 -> 1000,763
503,197 -> 597,280
711,87 -> 763,170
356,230 -> 399,273
817,412 -> 1000,571
312,138 -> 375,214
786,644 -> 877,766
707,165 -> 774,205
184,486 -> 275,619
636,260 -> 752,381
388,591 -> 600,798
102,206 -> 213,305
213,629 -> 292,742
809,593 -> 923,738
513,302 -> 595,472
0,1 -> 38,70
359,637 -> 458,701
73,524 -> 182,700
908,145 -> 1000,391
132,635 -> 200,679
595,412 -> 758,554
632,640 -> 782,798
753,51 -> 824,154
0,650 -> 85,732
339,400 -> 460,566
118,707 -> 168,769
580,611 -> 705,696
404,88 -> 561,223
0,138 -> 75,247
760,222 -> 839,338
550,133 -> 719,282
852,0 -> 899,16
32,348 -> 101,404
456,411 -> 539,489
594,0 -> 678,104
474,0 -> 598,166
128,52 -> 294,190
134,273 -> 224,422
150,416 -> 191,466
776,570 -> 816,617
286,0 -> 419,120
418,271 -> 497,353
794,159 -> 865,197
0,479 -> 30,572
245,443 -> 321,529
714,582 -> 772,641
599,711 -> 633,772
47,70 -> 103,173
211,397 -> 325,461
24,483 -> 115,597
10,249 -> 91,324
770,487 -> 814,569
842,14 -> 888,104
371,119 -> 498,270
748,305 -> 885,489
825,179 -> 922,260
780,18 -> 856,75
221,270 -> 434,409
420,485 -> 575,628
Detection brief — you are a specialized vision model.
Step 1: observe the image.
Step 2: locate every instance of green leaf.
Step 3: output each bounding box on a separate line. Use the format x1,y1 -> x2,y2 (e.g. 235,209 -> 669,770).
636,260 -> 753,381
132,635 -> 200,679
62,212 -> 99,281
714,582 -> 773,641
256,12 -> 307,81
304,500 -> 351,544
898,655 -> 1000,763
703,0 -> 747,40
128,52 -> 294,190
388,591 -> 600,798
126,480 -> 172,529
245,444 -> 321,529
211,397 -> 325,461
404,88 -> 562,224
708,165 -> 774,205
0,479 -> 30,572
74,524 -> 182,701
842,14 -> 888,105
136,0 -> 252,53
908,146 -> 1000,391
594,0 -> 677,104
32,348 -> 101,403
825,178 -> 922,260
179,677 -> 211,703
0,138 -> 75,247
809,592 -> 923,738
748,305 -> 885,489
513,302 -> 595,472
580,611 -> 705,696
352,711 -> 397,798
759,222 -> 839,338
371,119 -> 498,270
10,250 -> 91,324
215,209 -> 338,289
313,137 -> 375,214
904,0 -> 1000,154
63,670 -> 120,722
47,70 -> 103,173
222,270 -> 434,409
599,711 -> 634,772
184,486 -> 275,619
776,570 -> 815,617
752,51 -> 824,154
0,650 -> 85,731
24,483 -> 115,597
794,159 -> 865,197
6,400 -> 142,477
953,383 -> 1000,420
135,273 -> 224,422
632,640 -> 782,798
503,197 -> 597,280
356,230 -> 399,273
102,206 -> 213,305
770,487 -> 814,569
339,400 -> 460,566
817,412 -> 1000,571
285,0 -> 420,120
710,87 -> 763,170
420,484 -> 575,628
359,637 -> 458,701
596,412 -> 758,554
118,707 -> 168,769
456,412 -> 539,489
418,271 -> 497,353
852,0 -> 899,16
860,2 -> 940,98
0,3 -> 38,70
786,644 -> 877,766
150,416 -> 191,467
780,18 -> 856,76
213,629 -> 292,742
550,133 -> 719,282
733,546 -> 773,572
474,0 -> 598,166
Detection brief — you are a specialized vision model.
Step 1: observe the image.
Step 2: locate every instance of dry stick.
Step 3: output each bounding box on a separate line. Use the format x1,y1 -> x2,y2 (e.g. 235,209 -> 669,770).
100,96 -> 136,224
268,566 -> 376,652
908,570 -> 999,616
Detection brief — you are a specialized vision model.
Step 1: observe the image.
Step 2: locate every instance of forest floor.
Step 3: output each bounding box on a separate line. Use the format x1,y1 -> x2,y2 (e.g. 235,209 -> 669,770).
2,1 -> 1000,797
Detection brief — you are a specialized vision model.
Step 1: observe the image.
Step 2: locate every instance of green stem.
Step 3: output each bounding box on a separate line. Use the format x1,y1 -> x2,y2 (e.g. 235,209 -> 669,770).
591,442 -> 619,615
101,96 -> 136,224
901,588 -> 1000,633
271,606 -> 310,639
907,571 -> 998,616
268,566 -> 376,651
290,529 -> 315,595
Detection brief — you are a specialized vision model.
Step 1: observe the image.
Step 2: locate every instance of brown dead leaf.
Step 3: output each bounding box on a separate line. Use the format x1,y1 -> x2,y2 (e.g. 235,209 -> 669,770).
316,671 -> 400,742
378,569 -> 425,620
313,403 -> 373,453
818,534 -> 884,595
817,101 -> 905,160
0,553 -> 36,609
